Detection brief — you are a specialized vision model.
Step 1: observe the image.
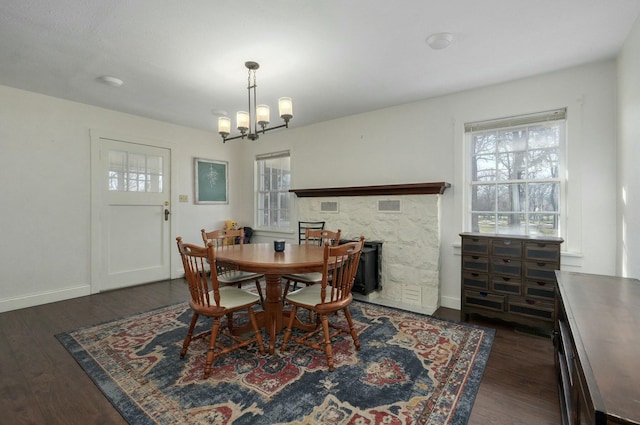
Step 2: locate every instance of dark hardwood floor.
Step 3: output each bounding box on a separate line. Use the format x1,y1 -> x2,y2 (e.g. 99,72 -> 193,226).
0,279 -> 560,424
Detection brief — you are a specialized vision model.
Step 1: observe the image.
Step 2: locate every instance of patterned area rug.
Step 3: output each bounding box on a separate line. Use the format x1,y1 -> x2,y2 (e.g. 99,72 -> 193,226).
56,301 -> 494,424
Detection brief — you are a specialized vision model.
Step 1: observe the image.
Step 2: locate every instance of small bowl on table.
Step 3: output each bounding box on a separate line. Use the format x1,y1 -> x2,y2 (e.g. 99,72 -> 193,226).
274,240 -> 286,252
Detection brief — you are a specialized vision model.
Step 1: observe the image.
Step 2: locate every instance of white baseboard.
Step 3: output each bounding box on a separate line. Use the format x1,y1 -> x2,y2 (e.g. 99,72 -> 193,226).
439,295 -> 461,310
0,284 -> 91,313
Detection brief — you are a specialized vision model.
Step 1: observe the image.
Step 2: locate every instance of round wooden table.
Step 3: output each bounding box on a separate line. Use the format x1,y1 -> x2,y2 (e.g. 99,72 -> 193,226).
215,243 -> 325,353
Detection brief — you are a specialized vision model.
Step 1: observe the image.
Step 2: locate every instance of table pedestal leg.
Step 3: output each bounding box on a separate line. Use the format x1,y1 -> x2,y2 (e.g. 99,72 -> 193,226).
264,274 -> 283,354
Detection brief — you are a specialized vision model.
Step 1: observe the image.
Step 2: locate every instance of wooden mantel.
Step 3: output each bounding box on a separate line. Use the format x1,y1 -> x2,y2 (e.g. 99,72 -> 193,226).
290,182 -> 450,198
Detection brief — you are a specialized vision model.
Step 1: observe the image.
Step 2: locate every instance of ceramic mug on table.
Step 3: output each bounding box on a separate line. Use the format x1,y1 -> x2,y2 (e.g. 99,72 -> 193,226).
274,240 -> 285,252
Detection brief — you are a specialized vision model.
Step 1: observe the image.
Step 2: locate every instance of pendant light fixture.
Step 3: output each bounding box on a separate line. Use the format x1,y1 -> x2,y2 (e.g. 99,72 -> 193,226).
218,61 -> 293,143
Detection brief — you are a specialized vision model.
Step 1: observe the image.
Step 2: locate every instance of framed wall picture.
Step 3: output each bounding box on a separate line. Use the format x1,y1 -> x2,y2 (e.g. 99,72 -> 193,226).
194,158 -> 228,204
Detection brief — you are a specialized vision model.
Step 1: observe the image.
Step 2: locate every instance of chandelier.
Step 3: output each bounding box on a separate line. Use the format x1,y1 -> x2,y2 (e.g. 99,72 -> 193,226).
218,61 -> 293,143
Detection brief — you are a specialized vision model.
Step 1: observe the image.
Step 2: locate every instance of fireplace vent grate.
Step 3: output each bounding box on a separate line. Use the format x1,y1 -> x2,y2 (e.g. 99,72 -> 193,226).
320,201 -> 339,212
378,199 -> 401,212
402,285 -> 422,305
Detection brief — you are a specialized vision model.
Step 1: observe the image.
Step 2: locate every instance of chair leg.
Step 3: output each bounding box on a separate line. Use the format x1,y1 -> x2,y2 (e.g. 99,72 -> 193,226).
282,280 -> 291,305
343,307 -> 360,351
248,306 -> 265,354
254,279 -> 264,305
320,314 -> 335,371
204,317 -> 221,379
181,312 -> 199,358
281,305 -> 298,351
226,313 -> 234,333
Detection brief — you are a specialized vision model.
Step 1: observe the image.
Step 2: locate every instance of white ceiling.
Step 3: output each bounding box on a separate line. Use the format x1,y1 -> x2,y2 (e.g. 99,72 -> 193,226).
1,1 -> 639,134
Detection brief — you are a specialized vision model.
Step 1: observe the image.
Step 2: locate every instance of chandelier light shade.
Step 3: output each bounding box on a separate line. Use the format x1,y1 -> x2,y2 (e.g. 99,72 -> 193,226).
218,61 -> 293,142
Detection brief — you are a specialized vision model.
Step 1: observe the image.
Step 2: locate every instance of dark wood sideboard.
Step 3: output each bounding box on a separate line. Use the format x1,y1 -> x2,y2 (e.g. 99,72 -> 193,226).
460,232 -> 563,331
554,271 -> 640,425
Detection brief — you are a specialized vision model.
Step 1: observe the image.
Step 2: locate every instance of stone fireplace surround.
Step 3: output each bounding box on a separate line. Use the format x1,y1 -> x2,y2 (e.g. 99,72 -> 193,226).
291,182 -> 449,315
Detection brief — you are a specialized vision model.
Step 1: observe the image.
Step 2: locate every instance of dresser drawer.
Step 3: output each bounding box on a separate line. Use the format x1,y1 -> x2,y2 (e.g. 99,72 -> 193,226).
524,280 -> 556,299
463,290 -> 505,312
507,297 -> 554,322
491,276 -> 522,295
462,255 -> 489,273
524,261 -> 559,282
492,239 -> 523,258
524,242 -> 560,262
461,236 -> 489,255
462,272 -> 489,290
491,258 -> 522,277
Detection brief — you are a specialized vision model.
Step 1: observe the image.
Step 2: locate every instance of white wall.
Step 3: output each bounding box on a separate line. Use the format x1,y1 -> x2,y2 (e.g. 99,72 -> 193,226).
617,16 -> 640,278
0,85 -> 242,312
0,59 -> 621,313
239,61 -> 618,309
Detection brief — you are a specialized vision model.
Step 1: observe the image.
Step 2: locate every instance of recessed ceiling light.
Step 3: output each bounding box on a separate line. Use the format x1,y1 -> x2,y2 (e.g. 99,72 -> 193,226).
97,75 -> 124,87
426,32 -> 454,50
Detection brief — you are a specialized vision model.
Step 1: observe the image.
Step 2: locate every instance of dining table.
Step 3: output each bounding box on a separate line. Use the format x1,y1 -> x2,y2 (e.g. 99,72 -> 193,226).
214,242 -> 325,354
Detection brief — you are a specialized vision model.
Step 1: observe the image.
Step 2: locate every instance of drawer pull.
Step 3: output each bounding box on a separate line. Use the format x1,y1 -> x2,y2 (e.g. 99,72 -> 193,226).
526,299 -> 536,305
479,292 -> 488,297
537,262 -> 546,266
472,273 -> 479,277
503,240 -> 511,245
472,256 -> 480,259
536,281 -> 547,286
502,258 -> 511,263
502,277 -> 511,281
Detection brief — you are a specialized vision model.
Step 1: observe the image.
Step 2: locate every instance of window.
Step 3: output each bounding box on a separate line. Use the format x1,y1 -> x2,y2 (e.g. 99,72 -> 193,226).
108,150 -> 164,192
465,109 -> 566,237
256,151 -> 291,229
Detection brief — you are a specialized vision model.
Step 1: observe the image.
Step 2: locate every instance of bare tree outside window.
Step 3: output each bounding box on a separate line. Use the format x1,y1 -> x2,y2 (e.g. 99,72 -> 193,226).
467,110 -> 565,237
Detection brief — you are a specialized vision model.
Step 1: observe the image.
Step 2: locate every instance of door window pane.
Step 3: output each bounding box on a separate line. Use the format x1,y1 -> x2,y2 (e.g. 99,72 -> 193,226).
108,150 -> 163,193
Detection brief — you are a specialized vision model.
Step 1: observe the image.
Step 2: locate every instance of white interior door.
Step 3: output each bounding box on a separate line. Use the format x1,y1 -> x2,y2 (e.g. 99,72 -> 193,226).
92,136 -> 171,292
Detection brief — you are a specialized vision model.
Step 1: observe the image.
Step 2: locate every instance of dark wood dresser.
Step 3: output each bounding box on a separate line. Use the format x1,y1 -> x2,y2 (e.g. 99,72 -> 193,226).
460,232 -> 563,331
555,271 -> 640,425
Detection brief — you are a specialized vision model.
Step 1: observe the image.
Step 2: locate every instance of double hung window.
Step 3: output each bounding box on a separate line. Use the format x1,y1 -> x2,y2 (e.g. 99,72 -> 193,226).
466,109 -> 566,237
255,151 -> 291,229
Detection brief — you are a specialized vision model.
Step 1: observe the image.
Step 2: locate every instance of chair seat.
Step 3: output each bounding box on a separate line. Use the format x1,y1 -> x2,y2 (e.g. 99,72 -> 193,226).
218,270 -> 263,285
282,272 -> 322,284
213,286 -> 261,309
286,284 -> 331,307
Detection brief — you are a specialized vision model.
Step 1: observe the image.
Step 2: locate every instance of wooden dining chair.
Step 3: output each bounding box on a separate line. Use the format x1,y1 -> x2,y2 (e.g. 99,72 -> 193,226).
201,228 -> 264,304
281,236 -> 364,371
176,237 -> 265,378
282,228 -> 342,298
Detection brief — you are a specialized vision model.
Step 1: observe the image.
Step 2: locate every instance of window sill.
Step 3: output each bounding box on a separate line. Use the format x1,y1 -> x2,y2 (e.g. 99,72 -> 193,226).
253,228 -> 295,236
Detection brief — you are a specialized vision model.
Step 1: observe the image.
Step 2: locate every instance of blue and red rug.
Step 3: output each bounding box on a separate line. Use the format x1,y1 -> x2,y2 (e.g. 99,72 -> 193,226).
56,301 -> 494,424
